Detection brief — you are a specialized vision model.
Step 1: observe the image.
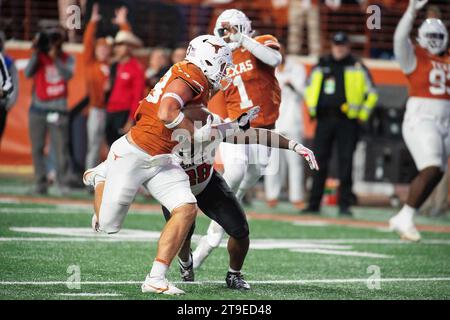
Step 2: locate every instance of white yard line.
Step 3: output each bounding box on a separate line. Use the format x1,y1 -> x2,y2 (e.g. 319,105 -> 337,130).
2,236 -> 450,245
289,248 -> 392,258
1,278 -> 450,286
58,292 -> 122,297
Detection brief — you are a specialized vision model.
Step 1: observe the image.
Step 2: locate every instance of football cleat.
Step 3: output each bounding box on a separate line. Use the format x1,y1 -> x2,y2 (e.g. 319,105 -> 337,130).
141,275 -> 185,295
179,253 -> 195,282
82,162 -> 106,187
226,271 -> 251,290
389,214 -> 421,242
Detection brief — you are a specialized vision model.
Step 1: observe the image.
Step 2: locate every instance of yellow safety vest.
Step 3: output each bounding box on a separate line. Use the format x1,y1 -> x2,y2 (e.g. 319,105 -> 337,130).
305,62 -> 378,122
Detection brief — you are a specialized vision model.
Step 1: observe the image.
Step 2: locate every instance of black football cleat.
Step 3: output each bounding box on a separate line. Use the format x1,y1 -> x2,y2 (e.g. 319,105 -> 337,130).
226,271 -> 250,290
178,253 -> 195,282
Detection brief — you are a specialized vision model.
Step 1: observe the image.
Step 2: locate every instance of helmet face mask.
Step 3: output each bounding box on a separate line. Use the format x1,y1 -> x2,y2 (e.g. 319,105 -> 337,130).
418,19 -> 449,55
214,9 -> 253,51
185,35 -> 233,91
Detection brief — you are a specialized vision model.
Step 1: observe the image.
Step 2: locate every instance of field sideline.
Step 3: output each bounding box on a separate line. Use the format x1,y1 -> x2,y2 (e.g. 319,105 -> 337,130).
0,174 -> 450,300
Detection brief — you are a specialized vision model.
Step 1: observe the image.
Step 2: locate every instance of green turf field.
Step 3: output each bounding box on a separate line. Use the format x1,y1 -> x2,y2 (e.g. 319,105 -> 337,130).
0,174 -> 450,300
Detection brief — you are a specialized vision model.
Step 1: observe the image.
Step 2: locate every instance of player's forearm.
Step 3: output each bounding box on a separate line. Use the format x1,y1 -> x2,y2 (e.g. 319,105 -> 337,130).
394,6 -> 417,74
241,35 -> 282,68
226,128 -> 292,150
159,106 -> 195,135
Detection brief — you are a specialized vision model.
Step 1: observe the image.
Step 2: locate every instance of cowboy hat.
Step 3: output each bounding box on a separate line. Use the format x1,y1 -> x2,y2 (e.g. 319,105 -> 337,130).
114,30 -> 142,47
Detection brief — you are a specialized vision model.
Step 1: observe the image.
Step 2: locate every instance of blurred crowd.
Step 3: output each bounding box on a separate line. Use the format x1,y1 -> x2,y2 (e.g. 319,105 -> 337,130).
0,0 -> 448,215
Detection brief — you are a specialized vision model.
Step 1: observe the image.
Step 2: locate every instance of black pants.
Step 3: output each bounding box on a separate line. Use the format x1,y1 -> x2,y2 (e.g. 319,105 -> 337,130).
106,110 -> 129,147
162,170 -> 249,241
309,117 -> 359,210
0,107 -> 6,142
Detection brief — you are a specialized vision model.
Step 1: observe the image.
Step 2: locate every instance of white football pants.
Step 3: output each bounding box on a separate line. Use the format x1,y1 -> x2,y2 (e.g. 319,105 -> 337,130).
98,135 -> 196,234
402,97 -> 450,172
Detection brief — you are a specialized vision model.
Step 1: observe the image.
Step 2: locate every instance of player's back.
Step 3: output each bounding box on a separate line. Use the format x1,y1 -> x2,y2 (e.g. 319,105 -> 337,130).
407,45 -> 450,101
222,34 -> 281,128
130,61 -> 210,156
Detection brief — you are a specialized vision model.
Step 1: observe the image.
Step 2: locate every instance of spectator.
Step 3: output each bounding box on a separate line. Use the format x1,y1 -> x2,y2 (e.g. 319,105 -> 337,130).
24,29 -> 75,194
287,0 -> 321,56
170,46 -> 187,64
105,28 -> 145,146
0,31 -> 18,144
145,47 -> 169,90
265,47 -> 307,209
303,32 -> 378,215
83,4 -> 130,170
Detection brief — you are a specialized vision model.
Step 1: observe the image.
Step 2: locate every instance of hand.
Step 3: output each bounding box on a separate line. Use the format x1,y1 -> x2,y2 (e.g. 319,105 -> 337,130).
409,0 -> 428,11
49,46 -> 60,60
91,214 -> 100,232
193,115 -> 213,142
293,143 -> 319,171
112,6 -> 128,25
236,106 -> 260,131
90,3 -> 101,22
221,22 -> 242,44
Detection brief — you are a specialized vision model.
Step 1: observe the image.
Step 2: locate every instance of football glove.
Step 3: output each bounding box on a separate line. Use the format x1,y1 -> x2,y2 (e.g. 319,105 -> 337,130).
290,141 -> 319,171
193,115 -> 213,143
236,106 -> 260,131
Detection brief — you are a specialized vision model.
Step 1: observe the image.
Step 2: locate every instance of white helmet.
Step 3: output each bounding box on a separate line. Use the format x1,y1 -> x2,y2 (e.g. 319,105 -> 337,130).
185,35 -> 233,91
214,9 -> 253,50
417,18 -> 448,55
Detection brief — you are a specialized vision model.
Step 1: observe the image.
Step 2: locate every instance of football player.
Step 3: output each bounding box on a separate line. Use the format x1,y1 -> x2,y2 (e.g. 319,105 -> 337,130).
84,35 -> 246,295
194,9 -> 315,269
390,0 -> 450,241
86,105 -> 317,290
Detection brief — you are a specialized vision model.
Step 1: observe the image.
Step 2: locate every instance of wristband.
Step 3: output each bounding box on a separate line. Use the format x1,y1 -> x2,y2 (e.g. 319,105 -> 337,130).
164,111 -> 185,129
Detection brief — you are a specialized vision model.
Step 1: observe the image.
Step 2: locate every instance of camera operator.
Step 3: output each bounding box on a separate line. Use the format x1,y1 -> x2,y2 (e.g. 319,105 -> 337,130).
0,30 -> 17,143
24,29 -> 74,195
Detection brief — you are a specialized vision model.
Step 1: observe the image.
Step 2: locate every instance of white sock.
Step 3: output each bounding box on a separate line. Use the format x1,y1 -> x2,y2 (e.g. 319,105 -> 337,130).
149,260 -> 169,279
228,267 -> 240,274
179,254 -> 192,268
399,205 -> 416,221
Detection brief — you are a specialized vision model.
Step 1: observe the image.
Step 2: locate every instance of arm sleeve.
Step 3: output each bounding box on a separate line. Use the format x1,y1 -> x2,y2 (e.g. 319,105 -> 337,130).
24,52 -> 39,78
0,54 -> 13,94
358,64 -> 379,122
5,64 -> 19,110
83,21 -> 97,64
129,63 -> 146,119
54,55 -> 75,81
241,35 -> 282,68
394,7 -> 417,74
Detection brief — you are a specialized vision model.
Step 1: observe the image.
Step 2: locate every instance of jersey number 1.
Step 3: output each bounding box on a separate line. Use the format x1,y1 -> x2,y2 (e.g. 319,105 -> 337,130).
233,75 -> 254,109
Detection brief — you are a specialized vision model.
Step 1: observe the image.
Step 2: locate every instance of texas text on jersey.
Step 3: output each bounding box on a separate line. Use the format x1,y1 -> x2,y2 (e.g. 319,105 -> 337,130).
211,35 -> 281,128
130,61 -> 210,156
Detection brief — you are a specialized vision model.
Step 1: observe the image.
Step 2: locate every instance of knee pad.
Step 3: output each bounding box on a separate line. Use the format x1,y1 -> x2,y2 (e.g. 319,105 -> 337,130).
206,220 -> 225,248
